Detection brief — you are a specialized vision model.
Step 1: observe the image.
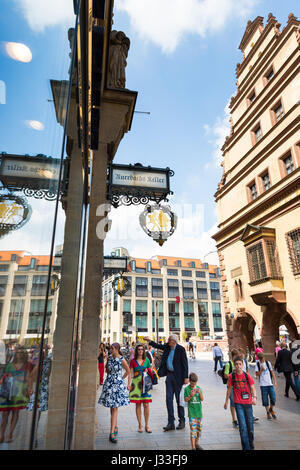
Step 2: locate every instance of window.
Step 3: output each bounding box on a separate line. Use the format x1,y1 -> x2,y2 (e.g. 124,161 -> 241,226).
0,276 -> 8,297
253,125 -> 262,143
7,299 -> 24,334
11,254 -> 17,261
123,276 -> 132,296
191,262 -> 195,268
36,265 -> 49,271
196,271 -> 205,278
136,268 -> 146,273
136,300 -> 147,313
248,90 -> 256,104
198,303 -> 209,332
131,260 -> 136,271
198,302 -> 208,314
0,300 -> 3,321
182,270 -> 192,277
210,282 -> 220,300
162,259 -> 167,266
168,301 -> 179,314
213,315 -> 222,332
32,275 -> 48,296
136,277 -> 148,297
202,263 -> 209,269
27,299 -> 52,333
196,281 -> 208,299
147,262 -> 151,273
30,258 -> 36,269
167,269 -> 178,276
209,273 -> 216,278
249,182 -> 258,200
261,172 -> 271,191
182,280 -> 194,298
265,67 -> 274,81
136,314 -> 148,331
183,302 -> 194,314
123,299 -> 131,312
273,102 -> 284,122
246,242 -> 267,282
152,300 -> 164,331
168,279 -> 179,298
184,316 -> 195,330
0,265 -> 9,272
12,275 -> 28,297
212,303 -> 221,314
283,154 -> 295,175
152,278 -> 163,297
177,260 -> 181,267
151,269 -> 161,274
286,228 -> 300,275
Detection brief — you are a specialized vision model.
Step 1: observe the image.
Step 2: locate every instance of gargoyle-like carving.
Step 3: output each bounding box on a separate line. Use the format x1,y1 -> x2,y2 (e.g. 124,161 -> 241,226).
108,30 -> 130,89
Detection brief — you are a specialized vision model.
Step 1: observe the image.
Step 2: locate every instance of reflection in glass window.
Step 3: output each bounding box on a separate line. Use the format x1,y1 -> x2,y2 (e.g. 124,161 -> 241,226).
0,276 -> 8,297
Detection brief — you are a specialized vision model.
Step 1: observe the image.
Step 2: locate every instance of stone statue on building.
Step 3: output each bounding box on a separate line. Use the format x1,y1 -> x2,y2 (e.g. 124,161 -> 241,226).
108,30 -> 130,89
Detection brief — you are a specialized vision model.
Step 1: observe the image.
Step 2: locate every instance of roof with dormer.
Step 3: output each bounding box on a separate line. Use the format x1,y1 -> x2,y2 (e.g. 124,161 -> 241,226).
239,16 -> 264,50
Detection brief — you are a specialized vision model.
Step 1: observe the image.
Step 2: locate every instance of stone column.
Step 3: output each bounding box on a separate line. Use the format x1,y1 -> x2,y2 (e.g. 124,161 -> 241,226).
45,142 -> 84,449
73,143 -> 108,449
261,305 -> 280,365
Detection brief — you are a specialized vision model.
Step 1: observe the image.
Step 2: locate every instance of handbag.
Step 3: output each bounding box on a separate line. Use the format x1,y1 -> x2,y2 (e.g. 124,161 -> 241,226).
0,375 -> 13,400
143,370 -> 153,394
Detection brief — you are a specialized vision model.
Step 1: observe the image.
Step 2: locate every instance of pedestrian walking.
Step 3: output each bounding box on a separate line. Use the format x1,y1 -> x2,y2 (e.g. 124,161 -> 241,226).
291,340 -> 300,395
255,341 -> 264,360
255,351 -> 277,419
224,356 -> 257,450
98,343 -> 107,386
129,342 -> 136,361
212,343 -> 224,372
0,348 -> 33,443
144,334 -> 189,431
184,372 -> 203,450
223,348 -> 239,428
275,342 -> 300,400
188,341 -> 195,359
237,348 -> 249,373
98,343 -> 131,443
129,343 -> 153,433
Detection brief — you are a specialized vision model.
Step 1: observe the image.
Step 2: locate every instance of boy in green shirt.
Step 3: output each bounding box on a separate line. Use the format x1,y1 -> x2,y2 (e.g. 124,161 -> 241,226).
184,372 -> 204,450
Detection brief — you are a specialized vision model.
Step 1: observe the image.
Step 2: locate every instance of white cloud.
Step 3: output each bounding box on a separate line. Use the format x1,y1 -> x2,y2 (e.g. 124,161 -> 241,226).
115,0 -> 258,53
14,0 -> 74,32
204,100 -> 231,169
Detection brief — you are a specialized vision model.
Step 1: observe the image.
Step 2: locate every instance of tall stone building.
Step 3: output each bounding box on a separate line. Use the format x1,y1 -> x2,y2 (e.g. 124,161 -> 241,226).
213,13 -> 300,361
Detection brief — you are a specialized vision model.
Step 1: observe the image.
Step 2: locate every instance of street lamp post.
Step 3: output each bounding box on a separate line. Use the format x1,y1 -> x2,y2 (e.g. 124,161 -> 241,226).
155,300 -> 159,343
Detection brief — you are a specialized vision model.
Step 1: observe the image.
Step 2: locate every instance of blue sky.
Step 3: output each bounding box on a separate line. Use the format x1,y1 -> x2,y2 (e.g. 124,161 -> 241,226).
0,0 -> 299,264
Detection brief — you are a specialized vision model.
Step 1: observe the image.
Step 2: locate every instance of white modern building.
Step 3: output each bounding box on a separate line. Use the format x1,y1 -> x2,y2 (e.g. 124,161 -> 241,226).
101,248 -> 226,344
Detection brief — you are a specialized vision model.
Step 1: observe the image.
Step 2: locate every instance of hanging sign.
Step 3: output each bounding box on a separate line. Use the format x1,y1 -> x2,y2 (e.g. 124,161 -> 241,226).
112,275 -> 131,297
107,163 -> 174,207
0,194 -> 32,239
139,204 -> 177,246
103,256 -> 128,274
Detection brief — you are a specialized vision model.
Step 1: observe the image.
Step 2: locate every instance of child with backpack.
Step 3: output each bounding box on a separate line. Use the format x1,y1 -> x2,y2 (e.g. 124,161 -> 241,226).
222,349 -> 239,428
255,351 -> 277,420
224,356 -> 257,450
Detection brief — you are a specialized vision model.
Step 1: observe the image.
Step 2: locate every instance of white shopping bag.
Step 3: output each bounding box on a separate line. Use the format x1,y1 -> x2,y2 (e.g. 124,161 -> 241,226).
179,385 -> 188,408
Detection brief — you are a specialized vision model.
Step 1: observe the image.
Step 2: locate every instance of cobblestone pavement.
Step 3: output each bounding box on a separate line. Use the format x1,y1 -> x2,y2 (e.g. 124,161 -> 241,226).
95,353 -> 300,451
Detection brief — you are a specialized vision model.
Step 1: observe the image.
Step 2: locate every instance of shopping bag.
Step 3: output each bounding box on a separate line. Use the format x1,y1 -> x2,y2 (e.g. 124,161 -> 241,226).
179,385 -> 188,408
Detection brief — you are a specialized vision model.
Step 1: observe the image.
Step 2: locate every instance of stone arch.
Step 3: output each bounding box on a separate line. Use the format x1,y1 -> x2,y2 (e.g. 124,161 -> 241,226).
229,310 -> 258,351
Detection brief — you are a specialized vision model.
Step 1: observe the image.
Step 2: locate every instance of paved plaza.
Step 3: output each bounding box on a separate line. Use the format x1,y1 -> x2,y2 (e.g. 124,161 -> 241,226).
95,353 -> 300,451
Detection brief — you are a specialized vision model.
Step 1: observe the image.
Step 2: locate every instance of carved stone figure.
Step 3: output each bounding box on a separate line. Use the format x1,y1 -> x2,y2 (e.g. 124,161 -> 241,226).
108,30 -> 130,89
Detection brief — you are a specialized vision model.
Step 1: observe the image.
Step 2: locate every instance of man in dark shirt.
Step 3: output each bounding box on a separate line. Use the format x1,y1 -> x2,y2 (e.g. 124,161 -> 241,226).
275,342 -> 300,400
144,334 -> 189,431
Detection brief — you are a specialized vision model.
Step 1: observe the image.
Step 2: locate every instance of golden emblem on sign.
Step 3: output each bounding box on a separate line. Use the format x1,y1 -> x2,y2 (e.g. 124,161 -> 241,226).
139,204 -> 177,246
0,194 -> 32,239
112,275 -> 131,297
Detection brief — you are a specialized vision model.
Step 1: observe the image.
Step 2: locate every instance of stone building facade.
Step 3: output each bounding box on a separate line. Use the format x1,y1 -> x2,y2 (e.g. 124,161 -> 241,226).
213,14 -> 300,362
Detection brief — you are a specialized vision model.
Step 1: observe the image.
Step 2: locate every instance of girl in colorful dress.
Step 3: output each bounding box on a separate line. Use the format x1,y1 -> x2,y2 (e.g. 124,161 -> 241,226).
129,343 -> 153,433
0,348 -> 32,443
98,343 -> 131,443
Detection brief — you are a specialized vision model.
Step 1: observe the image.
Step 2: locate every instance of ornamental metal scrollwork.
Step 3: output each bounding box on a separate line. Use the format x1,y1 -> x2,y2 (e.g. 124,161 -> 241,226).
112,275 -> 131,297
139,204 -> 177,246
110,190 -> 169,208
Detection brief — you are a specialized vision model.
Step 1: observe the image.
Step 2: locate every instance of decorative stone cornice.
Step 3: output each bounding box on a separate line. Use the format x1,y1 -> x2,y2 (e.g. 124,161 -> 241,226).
239,16 -> 264,51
